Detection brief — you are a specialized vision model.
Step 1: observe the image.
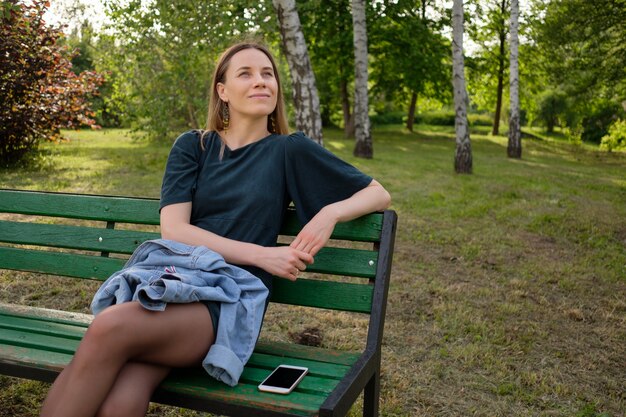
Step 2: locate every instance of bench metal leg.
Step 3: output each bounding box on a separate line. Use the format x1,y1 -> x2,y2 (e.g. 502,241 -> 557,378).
363,371 -> 379,417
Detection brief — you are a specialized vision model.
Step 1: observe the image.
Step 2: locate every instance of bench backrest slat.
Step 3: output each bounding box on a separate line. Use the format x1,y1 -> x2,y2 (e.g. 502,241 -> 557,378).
0,190 -> 393,314
0,190 -> 160,224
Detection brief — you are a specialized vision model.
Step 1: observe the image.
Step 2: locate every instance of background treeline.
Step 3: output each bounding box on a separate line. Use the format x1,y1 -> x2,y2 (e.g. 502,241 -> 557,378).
5,0 -> 626,159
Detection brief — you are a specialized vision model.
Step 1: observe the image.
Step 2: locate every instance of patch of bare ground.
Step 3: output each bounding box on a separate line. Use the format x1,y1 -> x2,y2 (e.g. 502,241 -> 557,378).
376,223 -> 625,416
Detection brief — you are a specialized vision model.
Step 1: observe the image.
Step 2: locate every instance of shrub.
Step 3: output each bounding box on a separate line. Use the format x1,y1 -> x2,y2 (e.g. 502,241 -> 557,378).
370,111 -> 405,125
537,89 -> 568,133
600,119 -> 626,152
418,110 -> 456,126
468,113 -> 493,126
581,101 -> 625,144
0,0 -> 103,166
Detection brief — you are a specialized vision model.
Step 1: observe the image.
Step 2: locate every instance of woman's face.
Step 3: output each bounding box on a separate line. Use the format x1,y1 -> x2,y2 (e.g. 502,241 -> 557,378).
217,48 -> 278,123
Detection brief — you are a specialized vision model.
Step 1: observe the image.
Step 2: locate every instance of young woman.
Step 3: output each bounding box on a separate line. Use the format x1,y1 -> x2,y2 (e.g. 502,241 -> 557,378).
40,41 -> 390,417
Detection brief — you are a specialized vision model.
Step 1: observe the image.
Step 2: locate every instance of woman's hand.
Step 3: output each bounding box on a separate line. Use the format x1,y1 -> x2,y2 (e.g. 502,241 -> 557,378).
256,246 -> 314,281
290,206 -> 339,257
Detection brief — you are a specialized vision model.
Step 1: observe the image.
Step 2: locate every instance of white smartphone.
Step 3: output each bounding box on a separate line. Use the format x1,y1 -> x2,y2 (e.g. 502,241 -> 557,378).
258,364 -> 309,394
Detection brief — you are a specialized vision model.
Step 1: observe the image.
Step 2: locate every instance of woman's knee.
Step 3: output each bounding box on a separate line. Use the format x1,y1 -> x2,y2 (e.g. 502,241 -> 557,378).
81,303 -> 142,357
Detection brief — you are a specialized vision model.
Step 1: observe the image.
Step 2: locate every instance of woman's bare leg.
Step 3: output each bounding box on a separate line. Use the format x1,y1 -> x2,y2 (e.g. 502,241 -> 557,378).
95,361 -> 170,417
40,302 -> 215,417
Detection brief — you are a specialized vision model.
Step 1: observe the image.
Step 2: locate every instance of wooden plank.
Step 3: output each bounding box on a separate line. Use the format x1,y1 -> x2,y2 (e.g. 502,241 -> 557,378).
296,246 -> 377,278
0,190 -> 160,224
281,208 -> 383,242
0,221 -> 159,254
247,352 -> 349,379
270,278 -> 373,313
0,328 -> 80,354
0,303 -> 92,327
254,340 -> 359,366
240,367 -> 337,395
0,247 -> 124,280
0,346 -> 326,416
158,378 -> 324,416
0,222 -> 376,277
0,344 -> 73,373
0,315 -> 86,340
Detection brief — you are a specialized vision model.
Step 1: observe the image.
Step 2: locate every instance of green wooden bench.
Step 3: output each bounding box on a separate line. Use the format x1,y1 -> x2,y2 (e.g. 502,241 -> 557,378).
0,189 -> 397,417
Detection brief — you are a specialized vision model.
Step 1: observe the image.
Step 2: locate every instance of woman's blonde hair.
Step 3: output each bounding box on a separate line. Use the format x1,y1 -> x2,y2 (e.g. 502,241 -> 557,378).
205,42 -> 289,141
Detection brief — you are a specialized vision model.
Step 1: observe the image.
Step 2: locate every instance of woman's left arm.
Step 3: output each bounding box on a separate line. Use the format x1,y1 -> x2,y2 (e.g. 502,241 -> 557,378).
290,179 -> 391,256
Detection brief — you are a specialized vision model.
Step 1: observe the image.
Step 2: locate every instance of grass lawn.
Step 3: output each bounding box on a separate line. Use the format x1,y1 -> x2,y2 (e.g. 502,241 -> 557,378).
1,126 -> 625,417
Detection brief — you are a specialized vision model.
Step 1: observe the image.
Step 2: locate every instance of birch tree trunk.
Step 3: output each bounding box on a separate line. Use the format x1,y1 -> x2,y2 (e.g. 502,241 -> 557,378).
351,0 -> 373,158
273,0 -> 323,145
452,0 -> 472,173
508,0 -> 522,158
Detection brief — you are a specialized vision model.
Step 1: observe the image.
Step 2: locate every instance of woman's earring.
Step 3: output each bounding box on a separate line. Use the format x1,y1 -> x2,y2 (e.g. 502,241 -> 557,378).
222,103 -> 230,132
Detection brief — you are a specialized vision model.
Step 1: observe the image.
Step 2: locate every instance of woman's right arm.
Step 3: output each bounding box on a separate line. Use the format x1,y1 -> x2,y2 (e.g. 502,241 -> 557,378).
160,202 -> 312,280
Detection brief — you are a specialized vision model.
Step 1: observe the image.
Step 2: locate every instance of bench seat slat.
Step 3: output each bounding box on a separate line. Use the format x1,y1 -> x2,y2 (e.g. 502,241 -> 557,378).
0,307 -> 356,416
158,379 -> 324,416
0,304 -> 359,365
253,340 -> 359,366
247,352 -> 349,379
0,303 -> 92,327
0,346 -> 327,416
0,314 -> 85,340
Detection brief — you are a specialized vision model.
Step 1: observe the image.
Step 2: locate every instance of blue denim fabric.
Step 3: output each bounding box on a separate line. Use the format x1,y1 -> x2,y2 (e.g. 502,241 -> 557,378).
90,239 -> 269,387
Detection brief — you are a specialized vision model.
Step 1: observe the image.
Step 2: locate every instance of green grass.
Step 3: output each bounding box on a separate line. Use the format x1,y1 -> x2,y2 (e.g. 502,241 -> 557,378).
1,125 -> 625,417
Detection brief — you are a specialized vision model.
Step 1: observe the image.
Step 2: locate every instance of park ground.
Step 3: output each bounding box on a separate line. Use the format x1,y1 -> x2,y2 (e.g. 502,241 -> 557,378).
0,125 -> 624,417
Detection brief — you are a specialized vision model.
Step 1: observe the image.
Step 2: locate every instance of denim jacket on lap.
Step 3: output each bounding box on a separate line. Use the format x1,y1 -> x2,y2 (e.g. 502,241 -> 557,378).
90,239 -> 269,386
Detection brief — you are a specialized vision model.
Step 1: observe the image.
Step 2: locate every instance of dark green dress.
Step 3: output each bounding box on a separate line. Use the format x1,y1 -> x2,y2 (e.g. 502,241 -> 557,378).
160,130 -> 372,292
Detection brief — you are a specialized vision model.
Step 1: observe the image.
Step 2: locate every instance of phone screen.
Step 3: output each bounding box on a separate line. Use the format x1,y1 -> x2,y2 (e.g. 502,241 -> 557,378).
258,365 -> 308,394
262,366 -> 307,389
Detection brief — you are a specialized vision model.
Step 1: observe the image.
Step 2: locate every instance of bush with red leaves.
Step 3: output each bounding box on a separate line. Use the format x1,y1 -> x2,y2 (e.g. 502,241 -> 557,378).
0,0 -> 104,166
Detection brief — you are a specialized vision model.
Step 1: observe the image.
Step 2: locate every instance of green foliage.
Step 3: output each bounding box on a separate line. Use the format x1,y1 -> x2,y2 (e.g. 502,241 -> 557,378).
60,25 -> 126,128
370,110 -> 493,128
581,101 -> 625,144
370,111 -> 405,126
465,0 -> 510,116
468,113 -> 494,126
0,0 -> 103,166
100,0 -> 276,141
534,0 -> 626,101
536,90 -> 568,133
600,119 -> 626,152
297,0 -> 355,128
417,110 -> 456,126
529,0 -> 626,143
369,1 -> 451,117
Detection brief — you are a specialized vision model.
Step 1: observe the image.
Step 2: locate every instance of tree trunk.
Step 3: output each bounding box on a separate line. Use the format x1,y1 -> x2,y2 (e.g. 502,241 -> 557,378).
407,92 -> 417,132
452,0 -> 472,174
508,0 -> 522,158
492,0 -> 507,136
273,0 -> 323,145
351,0 -> 373,158
340,78 -> 355,138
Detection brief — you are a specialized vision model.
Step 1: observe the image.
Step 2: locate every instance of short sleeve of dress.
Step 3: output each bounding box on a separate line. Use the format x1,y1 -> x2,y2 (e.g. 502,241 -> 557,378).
285,132 -> 373,224
159,131 -> 204,211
